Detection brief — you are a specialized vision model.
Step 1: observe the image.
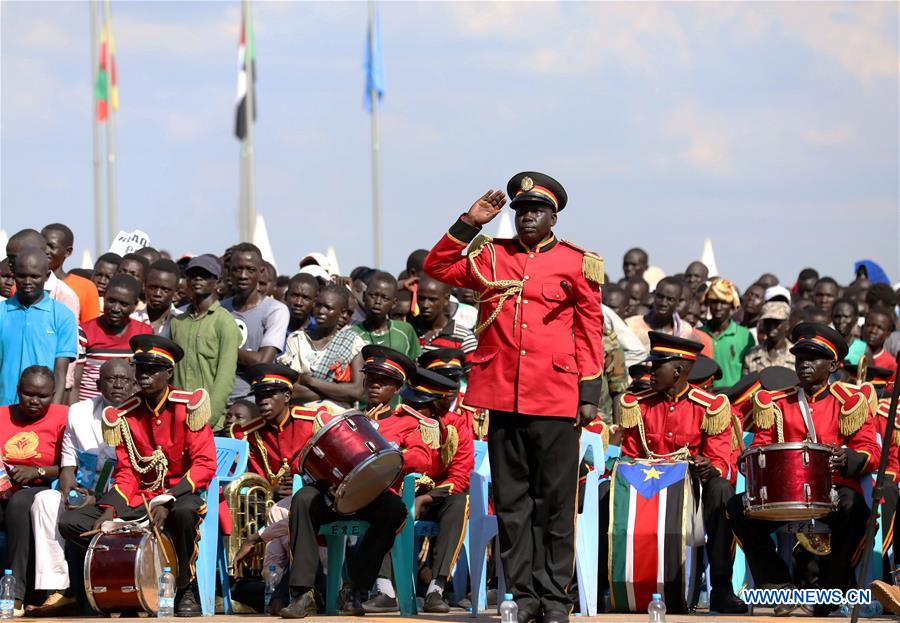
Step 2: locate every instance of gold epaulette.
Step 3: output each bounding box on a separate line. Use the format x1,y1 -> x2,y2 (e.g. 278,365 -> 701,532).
229,417 -> 265,439
750,389 -> 790,430
877,399 -> 900,446
101,396 -> 141,447
561,240 -> 604,284
290,405 -> 322,421
830,381 -> 870,436
688,387 -> 731,435
618,389 -> 655,428
169,388 -> 211,431
440,424 -> 459,466
399,404 -> 441,449
466,234 -> 493,258
856,382 -> 879,415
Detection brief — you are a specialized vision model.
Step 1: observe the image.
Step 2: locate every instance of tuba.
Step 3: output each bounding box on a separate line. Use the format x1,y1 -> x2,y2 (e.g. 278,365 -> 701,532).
224,472 -> 274,577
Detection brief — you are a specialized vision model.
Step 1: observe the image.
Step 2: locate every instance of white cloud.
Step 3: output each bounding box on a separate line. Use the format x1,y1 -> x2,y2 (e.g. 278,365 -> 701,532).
663,101 -> 735,177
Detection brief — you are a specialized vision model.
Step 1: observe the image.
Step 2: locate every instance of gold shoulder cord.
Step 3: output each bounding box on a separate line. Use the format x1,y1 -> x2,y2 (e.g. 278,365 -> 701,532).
635,414 -> 691,462
467,237 -> 524,335
254,432 -> 288,485
119,421 -> 168,491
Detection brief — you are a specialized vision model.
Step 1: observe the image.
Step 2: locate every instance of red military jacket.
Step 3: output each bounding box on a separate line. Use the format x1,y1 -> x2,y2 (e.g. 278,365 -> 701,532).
230,406 -> 319,485
99,387 -> 217,515
372,404 -> 436,479
876,397 -> 900,483
0,404 -> 68,491
750,382 -> 880,492
618,386 -> 736,483
424,218 -> 605,417
426,409 -> 474,497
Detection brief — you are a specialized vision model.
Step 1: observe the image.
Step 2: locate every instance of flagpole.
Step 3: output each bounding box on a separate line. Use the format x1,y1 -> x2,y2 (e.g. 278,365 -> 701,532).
90,0 -> 104,254
103,0 -> 117,245
368,0 -> 382,268
241,0 -> 257,242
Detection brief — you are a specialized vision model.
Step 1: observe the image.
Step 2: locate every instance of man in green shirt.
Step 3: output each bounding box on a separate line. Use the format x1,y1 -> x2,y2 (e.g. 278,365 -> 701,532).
169,254 -> 241,431
350,271 -> 421,360
700,278 -> 755,388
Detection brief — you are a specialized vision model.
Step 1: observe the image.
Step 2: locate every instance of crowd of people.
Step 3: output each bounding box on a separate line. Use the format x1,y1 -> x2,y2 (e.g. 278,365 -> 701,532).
0,178 -> 898,621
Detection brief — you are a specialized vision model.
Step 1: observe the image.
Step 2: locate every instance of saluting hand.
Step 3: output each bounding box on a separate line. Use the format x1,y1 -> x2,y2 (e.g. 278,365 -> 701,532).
463,190 -> 507,227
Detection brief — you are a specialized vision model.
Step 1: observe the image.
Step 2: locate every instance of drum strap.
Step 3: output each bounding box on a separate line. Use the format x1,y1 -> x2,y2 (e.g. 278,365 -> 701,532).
798,392 -> 818,442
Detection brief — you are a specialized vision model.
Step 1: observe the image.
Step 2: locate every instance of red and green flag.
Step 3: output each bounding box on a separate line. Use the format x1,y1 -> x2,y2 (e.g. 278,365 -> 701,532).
608,461 -> 702,614
95,22 -> 118,122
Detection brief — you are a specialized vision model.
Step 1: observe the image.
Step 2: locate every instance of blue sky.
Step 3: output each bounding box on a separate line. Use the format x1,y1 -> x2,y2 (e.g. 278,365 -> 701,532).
2,1 -> 897,287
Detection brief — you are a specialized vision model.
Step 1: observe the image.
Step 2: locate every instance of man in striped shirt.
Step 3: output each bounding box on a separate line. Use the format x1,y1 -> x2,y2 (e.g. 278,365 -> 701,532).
72,275 -> 152,402
413,276 -> 477,364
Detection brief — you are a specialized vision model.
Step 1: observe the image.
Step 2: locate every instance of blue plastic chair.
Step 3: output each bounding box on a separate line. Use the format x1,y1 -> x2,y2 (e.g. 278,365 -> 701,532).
467,440 -> 505,617
291,473 -> 418,616
197,437 -> 249,616
575,431 -> 604,616
449,441 -> 489,605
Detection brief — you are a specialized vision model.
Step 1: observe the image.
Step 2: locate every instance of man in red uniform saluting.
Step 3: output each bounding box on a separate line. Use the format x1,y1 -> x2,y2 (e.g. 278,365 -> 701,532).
424,171 -> 604,623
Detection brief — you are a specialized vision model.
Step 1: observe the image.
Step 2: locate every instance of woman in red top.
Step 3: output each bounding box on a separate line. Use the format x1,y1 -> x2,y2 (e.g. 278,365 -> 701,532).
0,366 -> 68,612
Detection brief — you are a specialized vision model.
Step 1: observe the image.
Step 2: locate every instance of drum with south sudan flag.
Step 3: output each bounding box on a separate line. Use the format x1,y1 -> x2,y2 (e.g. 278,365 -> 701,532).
608,460 -> 703,613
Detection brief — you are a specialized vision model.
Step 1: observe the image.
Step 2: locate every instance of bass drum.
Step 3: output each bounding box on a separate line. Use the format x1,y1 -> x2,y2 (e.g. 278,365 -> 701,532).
84,529 -> 177,615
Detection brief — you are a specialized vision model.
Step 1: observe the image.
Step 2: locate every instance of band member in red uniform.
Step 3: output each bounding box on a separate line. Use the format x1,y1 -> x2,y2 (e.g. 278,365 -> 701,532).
602,332 -> 745,613
0,366 -> 68,615
407,356 -> 474,613
280,346 -> 431,619
726,323 -> 881,616
230,364 -> 320,590
424,172 -> 604,623
59,335 -> 216,617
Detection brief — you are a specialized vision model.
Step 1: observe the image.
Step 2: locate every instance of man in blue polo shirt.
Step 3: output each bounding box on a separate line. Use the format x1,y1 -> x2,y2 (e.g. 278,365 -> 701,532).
0,247 -> 77,404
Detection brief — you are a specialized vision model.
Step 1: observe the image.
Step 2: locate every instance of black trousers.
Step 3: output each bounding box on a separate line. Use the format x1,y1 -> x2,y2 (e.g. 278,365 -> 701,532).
0,486 -> 49,601
596,475 -> 735,594
882,484 -> 898,582
287,486 -> 407,592
488,412 -> 579,615
726,485 -> 868,589
59,494 -> 206,590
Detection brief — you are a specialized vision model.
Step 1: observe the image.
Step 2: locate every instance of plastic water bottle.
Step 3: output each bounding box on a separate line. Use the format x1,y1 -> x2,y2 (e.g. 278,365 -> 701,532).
0,570 -> 15,620
648,593 -> 666,622
67,488 -> 85,507
158,566 -> 175,617
263,564 -> 281,613
499,593 -> 517,623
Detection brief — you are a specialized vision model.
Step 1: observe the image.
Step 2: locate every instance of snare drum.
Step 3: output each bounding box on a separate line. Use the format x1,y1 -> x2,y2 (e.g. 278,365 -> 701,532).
299,410 -> 403,514
740,442 -> 837,520
84,529 -> 177,615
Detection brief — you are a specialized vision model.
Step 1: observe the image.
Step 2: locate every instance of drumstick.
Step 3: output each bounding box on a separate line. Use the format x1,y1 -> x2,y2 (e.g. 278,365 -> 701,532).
79,527 -> 103,538
142,494 -> 173,569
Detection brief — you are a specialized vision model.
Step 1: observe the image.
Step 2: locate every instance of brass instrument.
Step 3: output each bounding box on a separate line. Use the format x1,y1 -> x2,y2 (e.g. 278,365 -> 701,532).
224,472 -> 274,577
795,533 -> 832,557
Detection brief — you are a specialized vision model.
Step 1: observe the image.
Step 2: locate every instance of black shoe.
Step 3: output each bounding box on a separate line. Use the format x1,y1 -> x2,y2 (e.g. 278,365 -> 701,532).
361,591 -> 397,614
709,588 -> 748,614
811,604 -> 838,617
174,584 -> 201,617
517,602 -> 539,623
543,609 -> 569,623
423,591 -> 450,613
339,586 -> 366,616
279,590 -> 318,619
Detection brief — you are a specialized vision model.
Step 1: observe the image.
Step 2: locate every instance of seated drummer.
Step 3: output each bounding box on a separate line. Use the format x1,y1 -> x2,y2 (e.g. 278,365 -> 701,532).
725,323 -> 881,616
279,345 -> 431,619
59,335 -> 217,617
364,353 -> 473,614
0,366 -> 68,617
602,332 -> 746,614
230,363 -> 320,599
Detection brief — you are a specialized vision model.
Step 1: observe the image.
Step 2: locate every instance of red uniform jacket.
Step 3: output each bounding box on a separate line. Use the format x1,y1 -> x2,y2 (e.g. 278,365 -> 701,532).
876,398 -> 900,483
619,386 -> 736,483
0,404 -> 68,491
100,387 -> 217,515
373,404 -> 435,480
751,382 -> 880,492
424,218 -> 604,417
426,410 -> 474,497
230,406 -> 317,484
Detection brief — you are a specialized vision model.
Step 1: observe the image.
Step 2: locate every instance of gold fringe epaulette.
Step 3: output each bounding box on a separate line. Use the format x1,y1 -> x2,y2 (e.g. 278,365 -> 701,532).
618,390 -> 654,428
857,382 -> 879,415
400,404 -> 441,449
440,424 -> 459,466
101,396 -> 140,447
169,388 -> 211,431
751,390 -> 778,430
561,240 -> 604,284
830,382 -> 869,436
877,399 -> 900,446
688,387 -> 731,435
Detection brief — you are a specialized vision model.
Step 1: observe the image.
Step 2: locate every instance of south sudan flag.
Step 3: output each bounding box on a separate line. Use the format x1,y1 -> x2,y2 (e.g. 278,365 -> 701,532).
608,461 -> 700,613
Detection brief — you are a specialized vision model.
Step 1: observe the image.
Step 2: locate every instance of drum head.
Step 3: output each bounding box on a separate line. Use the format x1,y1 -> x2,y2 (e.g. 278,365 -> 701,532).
745,504 -> 833,521
137,532 -> 178,614
333,450 -> 403,515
